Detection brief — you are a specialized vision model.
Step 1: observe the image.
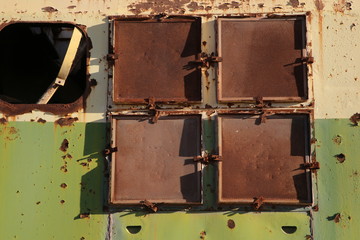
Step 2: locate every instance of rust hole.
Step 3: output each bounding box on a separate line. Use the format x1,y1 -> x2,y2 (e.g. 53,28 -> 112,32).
126,226 -> 142,234
281,226 -> 297,234
227,219 -> 235,229
335,153 -> 346,163
60,183 -> 67,188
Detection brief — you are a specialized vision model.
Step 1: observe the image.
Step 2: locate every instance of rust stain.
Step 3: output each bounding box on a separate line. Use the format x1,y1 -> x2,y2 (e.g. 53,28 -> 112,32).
127,0 -> 191,14
60,183 -> 68,188
333,135 -> 342,145
218,3 -> 230,10
187,2 -> 204,11
200,231 -> 206,239
37,118 -> 46,124
289,0 -> 299,8
55,117 -> 79,127
230,1 -> 240,8
334,213 -> 341,223
227,219 -> 235,229
41,6 -> 58,12
258,3 -> 265,8
59,139 -> 69,152
0,118 -> 7,125
8,127 -> 18,134
333,0 -> 352,13
315,0 -> 325,10
60,200 -> 65,204
312,205 -> 319,212
79,213 -> 90,219
335,153 -> 346,163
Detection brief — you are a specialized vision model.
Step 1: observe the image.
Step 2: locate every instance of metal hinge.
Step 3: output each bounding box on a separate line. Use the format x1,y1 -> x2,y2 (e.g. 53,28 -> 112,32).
140,200 -> 160,213
252,196 -> 264,210
189,53 -> 222,68
301,161 -> 320,171
103,147 -> 118,155
193,153 -> 222,164
107,53 -> 118,65
301,56 -> 314,64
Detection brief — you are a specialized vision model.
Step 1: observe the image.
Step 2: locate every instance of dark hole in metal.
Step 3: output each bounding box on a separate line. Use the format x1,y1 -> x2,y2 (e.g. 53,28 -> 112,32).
335,153 -> 346,163
0,23 -> 87,104
281,226 -> 297,234
126,226 -> 142,234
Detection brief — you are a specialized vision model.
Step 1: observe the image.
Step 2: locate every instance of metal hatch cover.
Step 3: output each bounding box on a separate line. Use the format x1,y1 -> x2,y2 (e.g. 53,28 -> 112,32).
218,114 -> 311,204
111,115 -> 202,204
217,18 -> 307,102
112,17 -> 202,104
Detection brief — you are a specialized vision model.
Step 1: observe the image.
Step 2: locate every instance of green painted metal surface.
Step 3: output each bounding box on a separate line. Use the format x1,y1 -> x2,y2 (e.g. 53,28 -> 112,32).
112,211 -> 310,240
0,122 -> 108,240
314,119 -> 360,240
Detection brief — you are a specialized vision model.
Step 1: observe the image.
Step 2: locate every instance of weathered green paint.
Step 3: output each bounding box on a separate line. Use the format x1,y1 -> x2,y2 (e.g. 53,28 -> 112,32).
0,122 -> 108,240
112,211 -> 310,240
314,119 -> 360,240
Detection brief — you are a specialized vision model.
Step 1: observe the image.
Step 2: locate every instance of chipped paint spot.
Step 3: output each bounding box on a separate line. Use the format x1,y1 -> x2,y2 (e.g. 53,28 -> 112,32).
289,0 -> 300,8
37,118 -> 46,124
0,118 -> 7,125
55,117 -> 79,127
41,6 -> 58,12
127,0 -> 191,15
187,2 -> 204,11
59,139 -> 69,152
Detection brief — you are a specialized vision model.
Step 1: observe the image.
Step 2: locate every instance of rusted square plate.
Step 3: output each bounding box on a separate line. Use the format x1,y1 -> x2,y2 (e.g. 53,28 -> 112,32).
111,115 -> 202,204
112,18 -> 201,104
218,114 -> 311,204
218,18 -> 307,102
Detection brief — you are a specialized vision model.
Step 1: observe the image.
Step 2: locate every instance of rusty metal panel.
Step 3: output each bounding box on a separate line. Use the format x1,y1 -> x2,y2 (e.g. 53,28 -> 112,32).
218,114 -> 311,204
112,18 -> 201,104
218,18 -> 307,102
111,115 -> 201,204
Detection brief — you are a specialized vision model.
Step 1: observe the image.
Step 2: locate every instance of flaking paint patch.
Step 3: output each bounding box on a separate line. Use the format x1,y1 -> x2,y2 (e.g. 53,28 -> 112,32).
315,0 -> 325,10
127,0 -> 191,14
289,0 -> 300,8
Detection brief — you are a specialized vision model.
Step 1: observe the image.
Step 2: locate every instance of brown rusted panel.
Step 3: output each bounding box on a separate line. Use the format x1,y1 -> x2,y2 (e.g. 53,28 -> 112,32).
218,18 -> 307,102
111,115 -> 201,204
218,114 -> 310,204
113,17 -> 201,104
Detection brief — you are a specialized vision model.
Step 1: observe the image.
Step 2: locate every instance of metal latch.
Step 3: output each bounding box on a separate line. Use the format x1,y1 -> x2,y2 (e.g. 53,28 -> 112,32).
103,147 -> 118,155
301,161 -> 320,171
193,153 -> 222,164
